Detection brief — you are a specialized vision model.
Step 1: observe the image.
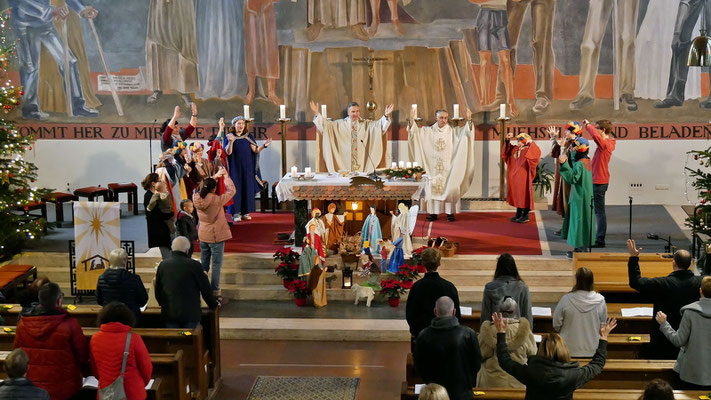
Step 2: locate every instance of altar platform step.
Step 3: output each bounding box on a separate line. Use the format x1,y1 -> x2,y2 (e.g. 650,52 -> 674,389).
460,199 -> 548,211
218,317 -> 412,341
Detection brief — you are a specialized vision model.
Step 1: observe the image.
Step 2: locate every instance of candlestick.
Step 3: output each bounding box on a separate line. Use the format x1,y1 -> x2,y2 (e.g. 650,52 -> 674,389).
321,104 -> 327,119
291,166 -> 298,177
391,162 -> 397,169
280,104 -> 286,120
406,161 -> 412,169
304,167 -> 312,178
499,104 -> 506,119
243,105 -> 250,120
453,104 -> 460,119
412,104 -> 417,119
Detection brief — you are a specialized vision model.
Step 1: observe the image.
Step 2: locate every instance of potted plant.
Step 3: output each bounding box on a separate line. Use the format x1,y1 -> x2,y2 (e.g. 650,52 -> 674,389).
395,264 -> 423,284
273,246 -> 300,288
533,164 -> 554,201
288,280 -> 309,306
379,278 -> 408,307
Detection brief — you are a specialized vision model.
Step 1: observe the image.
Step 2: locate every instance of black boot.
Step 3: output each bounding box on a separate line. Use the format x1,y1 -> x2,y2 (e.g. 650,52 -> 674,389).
510,208 -> 523,222
516,208 -> 530,223
426,214 -> 438,221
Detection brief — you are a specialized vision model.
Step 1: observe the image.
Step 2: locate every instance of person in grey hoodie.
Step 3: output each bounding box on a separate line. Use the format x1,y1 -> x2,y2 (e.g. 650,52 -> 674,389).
553,267 -> 607,357
482,253 -> 532,325
655,275 -> 711,389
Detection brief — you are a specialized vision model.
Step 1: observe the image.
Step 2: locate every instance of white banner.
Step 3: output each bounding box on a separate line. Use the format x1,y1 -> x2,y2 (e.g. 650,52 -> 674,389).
73,202 -> 121,291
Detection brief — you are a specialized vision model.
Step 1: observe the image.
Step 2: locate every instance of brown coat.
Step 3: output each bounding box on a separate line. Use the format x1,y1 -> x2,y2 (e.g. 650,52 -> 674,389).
193,176 -> 235,243
477,318 -> 537,389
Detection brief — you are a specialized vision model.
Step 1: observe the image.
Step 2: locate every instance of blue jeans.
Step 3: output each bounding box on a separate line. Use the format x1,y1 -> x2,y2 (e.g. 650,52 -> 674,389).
593,184 -> 608,243
165,321 -> 200,329
200,241 -> 224,291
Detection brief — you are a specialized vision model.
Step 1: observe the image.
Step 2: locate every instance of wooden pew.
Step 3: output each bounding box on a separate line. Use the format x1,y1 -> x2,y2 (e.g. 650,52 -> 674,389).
77,378 -> 163,400
600,334 -> 649,359
0,305 -> 222,391
574,253 -> 672,299
400,384 -> 710,400
462,303 -> 654,334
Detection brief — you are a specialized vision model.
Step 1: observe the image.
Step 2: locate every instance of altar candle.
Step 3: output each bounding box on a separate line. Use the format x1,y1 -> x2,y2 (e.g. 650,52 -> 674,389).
280,104 -> 286,120
399,161 -> 405,168
453,104 -> 460,119
291,166 -> 297,177
412,104 -> 418,119
304,167 -> 312,178
413,161 -> 419,167
500,104 -> 506,119
406,162 -> 412,169
321,104 -> 327,119
391,162 -> 397,169
243,105 -> 250,120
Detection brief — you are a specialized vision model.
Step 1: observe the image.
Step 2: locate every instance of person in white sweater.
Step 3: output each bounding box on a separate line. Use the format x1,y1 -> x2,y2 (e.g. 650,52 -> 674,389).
552,267 -> 607,357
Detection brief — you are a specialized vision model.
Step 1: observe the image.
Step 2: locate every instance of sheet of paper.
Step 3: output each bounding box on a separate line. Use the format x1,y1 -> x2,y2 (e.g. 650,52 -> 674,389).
460,306 -> 473,316
532,307 -> 552,316
621,307 -> 653,317
533,334 -> 542,343
146,379 -> 155,390
415,384 -> 425,394
140,303 -> 148,312
83,376 -> 99,388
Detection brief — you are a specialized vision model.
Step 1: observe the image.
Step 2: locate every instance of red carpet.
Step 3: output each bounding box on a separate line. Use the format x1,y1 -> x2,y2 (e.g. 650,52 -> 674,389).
413,212 -> 542,255
194,212 -> 295,253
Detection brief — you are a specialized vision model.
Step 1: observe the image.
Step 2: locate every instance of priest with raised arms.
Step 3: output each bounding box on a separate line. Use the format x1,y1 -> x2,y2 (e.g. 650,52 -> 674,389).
408,107 -> 476,222
310,100 -> 394,173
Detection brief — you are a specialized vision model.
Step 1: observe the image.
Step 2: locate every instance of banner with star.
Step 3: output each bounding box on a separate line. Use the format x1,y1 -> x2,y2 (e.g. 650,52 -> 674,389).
73,201 -> 121,290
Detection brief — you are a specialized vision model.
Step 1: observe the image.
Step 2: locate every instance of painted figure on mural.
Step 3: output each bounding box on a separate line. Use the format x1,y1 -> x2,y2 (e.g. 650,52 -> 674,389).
306,0 -> 370,41
367,0 -> 405,36
196,0 -> 247,100
145,0 -> 198,106
488,0 -> 555,116
470,0 -> 517,117
244,0 -> 281,105
569,0 -> 640,112
654,0 -> 711,109
9,0 -> 99,120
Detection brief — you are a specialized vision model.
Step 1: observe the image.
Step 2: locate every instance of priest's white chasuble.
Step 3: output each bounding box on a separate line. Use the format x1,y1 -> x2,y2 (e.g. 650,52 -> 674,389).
314,114 -> 391,173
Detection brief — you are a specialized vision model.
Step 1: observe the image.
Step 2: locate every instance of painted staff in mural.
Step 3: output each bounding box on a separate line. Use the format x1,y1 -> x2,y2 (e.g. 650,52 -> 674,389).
306,0 -> 370,41
569,0 -> 639,112
244,0 -> 281,105
10,0 -> 99,120
489,0 -> 555,116
145,0 -> 198,106
654,0 -> 711,109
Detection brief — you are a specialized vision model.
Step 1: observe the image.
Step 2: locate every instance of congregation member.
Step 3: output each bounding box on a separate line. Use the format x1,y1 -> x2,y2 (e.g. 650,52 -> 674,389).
503,132 -> 541,223
155,237 -> 219,329
418,383 -> 450,400
90,302 -> 153,400
493,312 -> 617,400
142,172 -> 174,260
406,248 -> 461,338
553,267 -> 607,357
17,276 -> 50,314
96,248 -> 149,322
639,379 -> 675,400
14,283 -> 89,400
414,296 -> 481,400
0,349 -> 49,399
655,276 -> 711,389
176,199 -> 199,257
193,169 -> 235,298
160,103 -> 197,152
558,136 -> 595,258
627,239 -> 702,359
477,297 -> 536,388
481,253 -> 532,325
583,119 -> 616,248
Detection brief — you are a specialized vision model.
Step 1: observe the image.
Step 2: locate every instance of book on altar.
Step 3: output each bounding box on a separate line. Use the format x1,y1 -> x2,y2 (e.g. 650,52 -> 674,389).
83,376 -> 155,390
415,384 -> 425,394
532,307 -> 552,316
460,306 -> 473,316
621,307 -> 653,317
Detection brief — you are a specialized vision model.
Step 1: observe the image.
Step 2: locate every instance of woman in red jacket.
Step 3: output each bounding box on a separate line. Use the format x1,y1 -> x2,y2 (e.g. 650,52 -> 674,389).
90,302 -> 153,400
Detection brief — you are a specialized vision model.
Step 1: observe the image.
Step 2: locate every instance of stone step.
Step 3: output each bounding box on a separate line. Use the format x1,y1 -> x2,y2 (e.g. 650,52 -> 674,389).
219,317 -> 411,341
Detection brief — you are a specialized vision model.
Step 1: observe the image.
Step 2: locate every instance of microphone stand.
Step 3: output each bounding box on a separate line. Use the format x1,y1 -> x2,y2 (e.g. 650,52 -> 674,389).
589,195 -> 594,253
360,139 -> 382,181
628,196 -> 633,240
149,119 -> 157,172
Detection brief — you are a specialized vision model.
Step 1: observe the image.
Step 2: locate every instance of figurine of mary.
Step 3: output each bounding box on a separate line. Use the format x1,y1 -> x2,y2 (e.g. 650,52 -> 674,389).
360,204 -> 382,254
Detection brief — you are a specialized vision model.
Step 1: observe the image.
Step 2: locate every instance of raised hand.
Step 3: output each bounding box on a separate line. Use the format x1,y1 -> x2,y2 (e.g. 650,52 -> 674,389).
546,126 -> 559,139
466,108 -> 472,121
627,239 -> 642,257
172,105 -> 181,119
409,106 -> 416,121
655,311 -> 667,325
558,154 -> 568,164
309,100 -> 319,115
506,132 -> 514,139
265,138 -> 272,147
219,117 -> 225,131
384,104 -> 394,117
599,317 -> 617,340
492,312 -> 508,333
191,102 -> 198,116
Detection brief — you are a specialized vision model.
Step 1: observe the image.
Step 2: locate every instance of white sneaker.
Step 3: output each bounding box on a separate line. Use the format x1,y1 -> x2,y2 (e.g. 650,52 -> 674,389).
242,214 -> 252,221
233,214 -> 242,222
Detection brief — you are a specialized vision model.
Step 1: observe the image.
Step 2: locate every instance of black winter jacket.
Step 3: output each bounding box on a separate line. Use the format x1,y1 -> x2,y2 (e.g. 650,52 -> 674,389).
155,251 -> 218,324
0,378 -> 50,400
497,333 -> 608,400
414,316 -> 481,400
628,256 -> 702,359
96,268 -> 149,320
406,272 -> 462,337
176,210 -> 198,242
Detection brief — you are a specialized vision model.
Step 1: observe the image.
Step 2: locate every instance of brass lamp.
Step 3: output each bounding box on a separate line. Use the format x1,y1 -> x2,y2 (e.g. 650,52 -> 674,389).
342,267 -> 353,289
688,6 -> 711,66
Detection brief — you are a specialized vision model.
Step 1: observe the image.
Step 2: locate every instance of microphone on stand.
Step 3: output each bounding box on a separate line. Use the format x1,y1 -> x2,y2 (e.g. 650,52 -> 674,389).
149,119 -> 157,172
360,139 -> 380,180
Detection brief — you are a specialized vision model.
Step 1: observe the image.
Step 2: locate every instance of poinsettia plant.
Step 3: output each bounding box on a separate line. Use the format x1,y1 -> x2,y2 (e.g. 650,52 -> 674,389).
288,280 -> 310,299
411,246 -> 428,266
274,246 -> 300,264
396,264 -> 423,282
275,262 -> 299,280
379,278 -> 408,299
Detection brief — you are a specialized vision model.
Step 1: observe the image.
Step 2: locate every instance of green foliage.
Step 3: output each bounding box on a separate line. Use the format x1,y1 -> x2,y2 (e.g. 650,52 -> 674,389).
533,164 -> 554,194
685,147 -> 711,237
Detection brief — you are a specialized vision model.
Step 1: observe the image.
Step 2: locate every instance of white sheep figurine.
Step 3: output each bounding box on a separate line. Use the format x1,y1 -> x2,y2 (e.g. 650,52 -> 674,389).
351,283 -> 375,307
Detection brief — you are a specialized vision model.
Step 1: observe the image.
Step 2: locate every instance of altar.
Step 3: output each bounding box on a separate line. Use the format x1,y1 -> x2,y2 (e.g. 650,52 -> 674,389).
276,173 -> 426,246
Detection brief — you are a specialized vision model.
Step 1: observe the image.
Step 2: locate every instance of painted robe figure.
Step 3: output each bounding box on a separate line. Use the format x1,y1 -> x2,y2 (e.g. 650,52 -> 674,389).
550,122 -> 582,217
244,0 -> 281,105
503,133 -> 541,223
408,108 -> 476,221
390,203 -> 413,255
558,137 -> 596,253
310,101 -> 393,173
361,205 -> 382,254
301,223 -> 327,307
322,203 -> 347,251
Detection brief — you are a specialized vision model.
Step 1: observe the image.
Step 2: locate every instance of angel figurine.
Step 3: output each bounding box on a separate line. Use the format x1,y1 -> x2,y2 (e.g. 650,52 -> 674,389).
390,203 -> 418,255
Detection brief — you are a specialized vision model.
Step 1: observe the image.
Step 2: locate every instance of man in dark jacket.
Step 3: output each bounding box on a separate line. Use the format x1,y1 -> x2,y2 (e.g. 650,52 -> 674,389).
627,239 -> 703,359
14,282 -> 89,400
155,236 -> 219,328
414,296 -> 481,400
406,248 -> 461,338
0,348 -> 49,400
96,247 -> 149,321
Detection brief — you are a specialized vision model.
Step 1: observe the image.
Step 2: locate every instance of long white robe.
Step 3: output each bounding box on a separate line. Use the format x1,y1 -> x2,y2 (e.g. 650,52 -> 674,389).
314,114 -> 391,173
391,208 -> 412,255
307,0 -> 367,27
408,121 -> 476,214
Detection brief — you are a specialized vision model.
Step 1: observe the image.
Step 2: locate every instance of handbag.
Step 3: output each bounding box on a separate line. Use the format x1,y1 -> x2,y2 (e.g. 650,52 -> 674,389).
99,332 -> 131,400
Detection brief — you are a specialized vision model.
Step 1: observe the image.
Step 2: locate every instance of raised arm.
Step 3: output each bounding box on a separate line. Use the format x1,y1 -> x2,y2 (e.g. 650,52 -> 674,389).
626,239 -> 665,294
378,104 -> 394,133
180,103 -> 198,141
163,106 -> 181,146
657,311 -> 691,348
494,313 -> 531,385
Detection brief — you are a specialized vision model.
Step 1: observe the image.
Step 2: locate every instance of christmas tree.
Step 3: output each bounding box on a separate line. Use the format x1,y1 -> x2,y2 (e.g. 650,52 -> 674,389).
0,11 -> 51,261
686,147 -> 711,237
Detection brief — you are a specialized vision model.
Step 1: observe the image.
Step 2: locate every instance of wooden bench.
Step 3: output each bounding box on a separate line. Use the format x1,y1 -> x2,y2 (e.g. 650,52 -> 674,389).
0,265 -> 37,300
73,186 -> 110,202
41,191 -> 78,227
400,384 -> 710,400
258,180 -> 269,213
107,183 -> 139,215
78,378 -> 163,400
574,253 -> 673,300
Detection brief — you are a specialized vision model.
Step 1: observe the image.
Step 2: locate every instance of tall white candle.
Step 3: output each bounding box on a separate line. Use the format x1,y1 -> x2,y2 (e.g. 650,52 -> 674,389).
413,161 -> 419,168
280,104 -> 286,120
412,104 -> 418,119
406,162 -> 412,169
391,162 -> 397,169
500,104 -> 506,119
398,161 -> 405,168
291,166 -> 297,177
453,104 -> 460,119
321,104 -> 327,119
243,105 -> 250,120
304,167 -> 312,178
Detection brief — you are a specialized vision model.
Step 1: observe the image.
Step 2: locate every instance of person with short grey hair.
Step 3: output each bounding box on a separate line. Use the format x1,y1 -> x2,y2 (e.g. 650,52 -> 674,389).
96,247 -> 148,322
0,348 -> 49,399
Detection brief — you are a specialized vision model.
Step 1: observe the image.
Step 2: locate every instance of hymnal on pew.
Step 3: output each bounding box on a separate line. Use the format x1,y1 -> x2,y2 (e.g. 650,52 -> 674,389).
620,307 -> 653,317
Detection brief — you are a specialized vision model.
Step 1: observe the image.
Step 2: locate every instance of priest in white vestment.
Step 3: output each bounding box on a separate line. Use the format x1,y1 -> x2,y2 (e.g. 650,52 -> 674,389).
408,108 -> 476,222
310,101 -> 394,173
